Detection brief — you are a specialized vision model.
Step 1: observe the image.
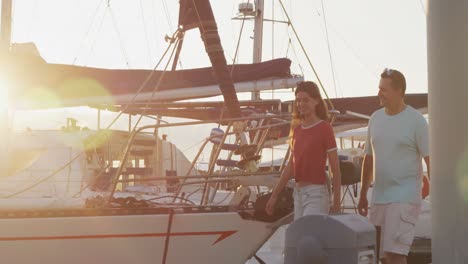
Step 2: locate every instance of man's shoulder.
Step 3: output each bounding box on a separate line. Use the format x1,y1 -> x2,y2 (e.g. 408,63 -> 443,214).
369,108 -> 385,120
404,106 -> 427,123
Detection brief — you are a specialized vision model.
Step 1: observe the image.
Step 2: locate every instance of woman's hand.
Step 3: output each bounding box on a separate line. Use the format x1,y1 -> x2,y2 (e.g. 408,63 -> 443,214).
265,194 -> 278,216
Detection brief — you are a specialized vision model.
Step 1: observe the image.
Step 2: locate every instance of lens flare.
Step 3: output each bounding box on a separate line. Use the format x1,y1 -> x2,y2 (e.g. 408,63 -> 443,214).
0,78 -> 9,108
58,78 -> 115,108
21,86 -> 63,109
82,129 -> 114,151
19,78 -> 115,110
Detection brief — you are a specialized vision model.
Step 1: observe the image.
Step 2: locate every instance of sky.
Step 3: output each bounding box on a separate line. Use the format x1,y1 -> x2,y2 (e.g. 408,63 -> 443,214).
2,0 -> 429,160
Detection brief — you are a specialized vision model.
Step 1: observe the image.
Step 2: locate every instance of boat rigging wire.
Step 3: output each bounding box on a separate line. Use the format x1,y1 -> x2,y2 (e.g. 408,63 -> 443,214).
162,0 -> 175,32
161,0 -> 183,68
105,36 -> 182,200
320,0 -> 339,98
277,0 -> 335,110
108,1 -> 131,68
107,29 -> 181,129
231,0 -> 251,71
8,30 -> 182,199
185,187 -> 203,200
128,36 -> 181,131
72,0 -> 105,65
139,0 -> 153,67
285,38 -> 304,76
321,0 -> 338,97
182,138 -> 208,153
279,7 -> 304,77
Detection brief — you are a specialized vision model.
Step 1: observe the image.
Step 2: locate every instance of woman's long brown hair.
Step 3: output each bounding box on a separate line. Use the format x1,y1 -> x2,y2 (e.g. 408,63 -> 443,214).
292,81 -> 329,125
289,81 -> 329,146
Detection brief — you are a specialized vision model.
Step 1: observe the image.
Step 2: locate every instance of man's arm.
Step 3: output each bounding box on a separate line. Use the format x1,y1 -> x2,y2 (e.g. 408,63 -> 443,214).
358,154 -> 373,216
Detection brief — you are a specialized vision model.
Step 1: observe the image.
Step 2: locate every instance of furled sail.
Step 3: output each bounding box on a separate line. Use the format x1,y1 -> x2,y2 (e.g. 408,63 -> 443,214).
1,48 -> 292,109
178,0 -> 241,118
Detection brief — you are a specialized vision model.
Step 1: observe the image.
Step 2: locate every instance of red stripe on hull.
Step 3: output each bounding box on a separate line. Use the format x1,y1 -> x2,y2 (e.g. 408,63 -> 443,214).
0,230 -> 238,245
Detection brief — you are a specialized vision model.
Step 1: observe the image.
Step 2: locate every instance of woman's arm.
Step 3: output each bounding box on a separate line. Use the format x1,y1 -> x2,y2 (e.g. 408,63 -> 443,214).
327,149 -> 341,214
265,156 -> 293,215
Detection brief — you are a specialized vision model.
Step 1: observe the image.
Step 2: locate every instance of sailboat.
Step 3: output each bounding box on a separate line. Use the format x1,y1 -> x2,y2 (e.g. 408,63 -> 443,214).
0,0 -> 433,263
0,0 -> 303,263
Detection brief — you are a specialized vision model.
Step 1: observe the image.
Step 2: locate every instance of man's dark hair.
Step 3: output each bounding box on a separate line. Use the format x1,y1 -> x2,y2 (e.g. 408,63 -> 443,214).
381,68 -> 406,95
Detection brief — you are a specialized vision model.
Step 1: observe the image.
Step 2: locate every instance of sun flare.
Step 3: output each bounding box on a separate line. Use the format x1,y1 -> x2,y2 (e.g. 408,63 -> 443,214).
0,78 -> 9,107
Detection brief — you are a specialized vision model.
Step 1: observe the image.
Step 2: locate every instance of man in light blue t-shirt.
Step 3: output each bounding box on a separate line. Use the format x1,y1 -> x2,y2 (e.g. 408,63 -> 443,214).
358,68 -> 430,264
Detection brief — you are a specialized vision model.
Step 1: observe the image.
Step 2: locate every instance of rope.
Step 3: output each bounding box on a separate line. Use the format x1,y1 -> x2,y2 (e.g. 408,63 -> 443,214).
2,153 -> 83,198
277,0 -> 335,110
127,34 -> 181,131
105,34 -> 182,201
146,195 -> 195,205
215,190 -> 234,205
106,29 -> 181,129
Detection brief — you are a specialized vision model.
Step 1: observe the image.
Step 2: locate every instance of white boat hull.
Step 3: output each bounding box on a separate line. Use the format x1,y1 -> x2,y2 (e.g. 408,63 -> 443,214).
0,209 -> 277,264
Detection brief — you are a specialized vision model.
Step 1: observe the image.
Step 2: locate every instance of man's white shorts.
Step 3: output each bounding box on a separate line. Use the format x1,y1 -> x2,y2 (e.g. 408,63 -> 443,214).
369,203 -> 421,256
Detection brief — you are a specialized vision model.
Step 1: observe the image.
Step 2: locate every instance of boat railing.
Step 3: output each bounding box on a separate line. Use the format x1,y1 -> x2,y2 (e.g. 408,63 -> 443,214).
107,114 -> 292,206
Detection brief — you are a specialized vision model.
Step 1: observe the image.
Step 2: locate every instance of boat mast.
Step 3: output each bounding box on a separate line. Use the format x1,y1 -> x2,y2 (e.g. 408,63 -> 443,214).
0,0 -> 12,177
251,0 -> 264,100
0,0 -> 12,51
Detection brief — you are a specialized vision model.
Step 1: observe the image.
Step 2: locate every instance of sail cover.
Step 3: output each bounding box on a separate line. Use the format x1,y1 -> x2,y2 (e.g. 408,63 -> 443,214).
2,50 -> 292,109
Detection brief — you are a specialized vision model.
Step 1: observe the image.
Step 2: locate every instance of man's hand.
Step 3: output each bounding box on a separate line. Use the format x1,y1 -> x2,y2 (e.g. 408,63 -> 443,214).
357,196 -> 368,216
265,194 -> 278,216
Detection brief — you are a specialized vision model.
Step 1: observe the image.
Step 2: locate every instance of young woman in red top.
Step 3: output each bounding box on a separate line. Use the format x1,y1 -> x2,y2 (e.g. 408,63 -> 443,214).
266,81 -> 341,219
